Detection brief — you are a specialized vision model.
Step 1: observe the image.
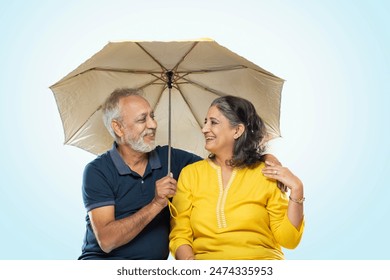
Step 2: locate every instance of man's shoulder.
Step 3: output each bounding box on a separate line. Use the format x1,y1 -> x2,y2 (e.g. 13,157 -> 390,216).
154,145 -> 200,158
85,151 -> 113,171
154,145 -> 168,153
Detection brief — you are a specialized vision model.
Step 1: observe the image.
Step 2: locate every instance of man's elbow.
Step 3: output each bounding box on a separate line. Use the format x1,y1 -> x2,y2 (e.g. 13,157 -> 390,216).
96,235 -> 116,253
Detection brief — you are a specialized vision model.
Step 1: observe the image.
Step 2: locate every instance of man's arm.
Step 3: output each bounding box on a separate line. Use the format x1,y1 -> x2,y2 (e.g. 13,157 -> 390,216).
89,174 -> 176,253
260,135 -> 283,167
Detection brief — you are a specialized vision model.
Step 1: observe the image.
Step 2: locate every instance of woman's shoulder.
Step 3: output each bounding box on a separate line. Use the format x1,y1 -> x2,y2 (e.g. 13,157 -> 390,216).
238,161 -> 273,184
183,158 -> 209,170
240,161 -> 266,173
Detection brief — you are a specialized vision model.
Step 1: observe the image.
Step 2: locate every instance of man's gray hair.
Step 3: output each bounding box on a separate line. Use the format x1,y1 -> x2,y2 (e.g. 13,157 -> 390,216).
102,88 -> 143,139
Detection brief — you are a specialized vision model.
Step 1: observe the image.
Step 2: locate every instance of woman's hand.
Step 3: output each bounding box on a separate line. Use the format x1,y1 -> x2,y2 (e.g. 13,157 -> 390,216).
262,161 -> 303,194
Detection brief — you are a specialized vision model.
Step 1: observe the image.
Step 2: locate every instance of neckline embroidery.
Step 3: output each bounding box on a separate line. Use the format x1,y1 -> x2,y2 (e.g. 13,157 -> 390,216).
208,159 -> 237,229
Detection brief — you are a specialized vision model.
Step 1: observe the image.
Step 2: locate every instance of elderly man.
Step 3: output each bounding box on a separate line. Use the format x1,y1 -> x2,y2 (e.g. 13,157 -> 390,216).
78,88 -> 280,259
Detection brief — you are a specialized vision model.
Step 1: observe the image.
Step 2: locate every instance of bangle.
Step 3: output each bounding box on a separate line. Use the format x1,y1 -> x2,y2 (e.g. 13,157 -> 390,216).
289,196 -> 305,204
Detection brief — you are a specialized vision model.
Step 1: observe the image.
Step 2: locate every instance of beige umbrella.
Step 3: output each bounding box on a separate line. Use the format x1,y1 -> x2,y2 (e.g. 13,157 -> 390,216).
50,38 -> 284,163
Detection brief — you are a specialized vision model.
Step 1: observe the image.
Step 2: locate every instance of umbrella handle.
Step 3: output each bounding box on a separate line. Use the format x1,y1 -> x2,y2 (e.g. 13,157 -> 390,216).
167,199 -> 178,219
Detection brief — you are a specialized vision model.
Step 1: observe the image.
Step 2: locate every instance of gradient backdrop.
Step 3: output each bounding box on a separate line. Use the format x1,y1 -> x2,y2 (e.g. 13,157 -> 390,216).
0,0 -> 389,260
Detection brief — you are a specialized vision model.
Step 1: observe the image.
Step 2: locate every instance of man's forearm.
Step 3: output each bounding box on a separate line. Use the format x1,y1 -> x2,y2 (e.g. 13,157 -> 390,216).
95,200 -> 165,253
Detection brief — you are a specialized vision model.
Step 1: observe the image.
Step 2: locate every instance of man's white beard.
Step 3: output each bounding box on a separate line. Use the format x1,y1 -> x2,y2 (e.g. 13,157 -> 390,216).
127,129 -> 156,153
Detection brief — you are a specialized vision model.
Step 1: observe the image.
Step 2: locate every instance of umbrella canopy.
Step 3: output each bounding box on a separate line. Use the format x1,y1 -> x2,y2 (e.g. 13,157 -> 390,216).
50,38 -> 284,157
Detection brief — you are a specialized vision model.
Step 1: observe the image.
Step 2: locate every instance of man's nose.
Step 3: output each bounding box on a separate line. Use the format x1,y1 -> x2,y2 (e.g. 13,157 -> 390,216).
147,117 -> 157,129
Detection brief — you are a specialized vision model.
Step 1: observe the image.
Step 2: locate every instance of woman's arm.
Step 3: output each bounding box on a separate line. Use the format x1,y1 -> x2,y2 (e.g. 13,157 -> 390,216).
175,244 -> 195,260
262,161 -> 304,228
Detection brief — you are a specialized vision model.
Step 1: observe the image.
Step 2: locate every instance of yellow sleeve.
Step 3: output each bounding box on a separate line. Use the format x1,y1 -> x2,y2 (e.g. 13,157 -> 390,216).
267,186 -> 305,249
169,165 -> 194,256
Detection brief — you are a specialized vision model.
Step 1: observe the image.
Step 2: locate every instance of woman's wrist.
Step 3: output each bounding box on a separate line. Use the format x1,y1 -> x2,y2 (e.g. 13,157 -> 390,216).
288,179 -> 303,193
289,181 -> 304,203
289,195 -> 305,204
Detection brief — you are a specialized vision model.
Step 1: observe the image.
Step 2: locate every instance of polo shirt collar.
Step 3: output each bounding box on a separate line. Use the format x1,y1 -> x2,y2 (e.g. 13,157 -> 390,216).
109,142 -> 162,175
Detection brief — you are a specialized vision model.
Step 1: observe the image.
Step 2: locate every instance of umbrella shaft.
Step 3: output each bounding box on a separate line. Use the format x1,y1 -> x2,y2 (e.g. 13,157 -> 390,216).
167,77 -> 172,175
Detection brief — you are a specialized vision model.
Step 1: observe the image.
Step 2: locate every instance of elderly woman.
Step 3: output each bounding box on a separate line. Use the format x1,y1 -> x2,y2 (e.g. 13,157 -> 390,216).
169,95 -> 305,260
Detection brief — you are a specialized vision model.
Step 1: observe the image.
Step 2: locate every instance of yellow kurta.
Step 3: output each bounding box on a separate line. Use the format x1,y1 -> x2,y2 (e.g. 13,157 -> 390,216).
169,159 -> 304,260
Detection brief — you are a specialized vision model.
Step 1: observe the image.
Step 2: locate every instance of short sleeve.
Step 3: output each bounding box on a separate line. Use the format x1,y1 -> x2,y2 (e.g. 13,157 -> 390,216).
82,162 -> 115,212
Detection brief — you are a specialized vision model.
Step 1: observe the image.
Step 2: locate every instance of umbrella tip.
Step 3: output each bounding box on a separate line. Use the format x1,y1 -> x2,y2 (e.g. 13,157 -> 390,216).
197,37 -> 214,41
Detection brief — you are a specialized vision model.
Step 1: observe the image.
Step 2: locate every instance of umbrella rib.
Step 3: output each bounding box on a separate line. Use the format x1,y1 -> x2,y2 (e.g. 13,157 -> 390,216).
177,65 -> 248,74
92,67 -> 162,74
137,75 -> 167,89
65,105 -> 103,145
135,42 -> 168,72
180,76 -> 226,96
50,68 -> 163,87
50,65 -> 252,89
65,77 -> 166,146
135,41 -> 200,74
175,84 -> 204,130
171,41 -> 199,72
90,66 -> 248,76
152,84 -> 168,111
92,65 -> 247,74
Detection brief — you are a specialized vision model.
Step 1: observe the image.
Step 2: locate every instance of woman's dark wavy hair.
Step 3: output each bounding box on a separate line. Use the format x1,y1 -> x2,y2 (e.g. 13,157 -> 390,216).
208,95 -> 267,168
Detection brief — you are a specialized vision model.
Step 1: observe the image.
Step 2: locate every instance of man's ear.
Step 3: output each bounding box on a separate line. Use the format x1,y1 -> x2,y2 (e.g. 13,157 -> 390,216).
112,120 -> 123,138
233,124 -> 245,140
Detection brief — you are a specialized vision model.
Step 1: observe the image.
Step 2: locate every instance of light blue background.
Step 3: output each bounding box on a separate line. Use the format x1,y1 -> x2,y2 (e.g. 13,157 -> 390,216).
0,0 -> 389,260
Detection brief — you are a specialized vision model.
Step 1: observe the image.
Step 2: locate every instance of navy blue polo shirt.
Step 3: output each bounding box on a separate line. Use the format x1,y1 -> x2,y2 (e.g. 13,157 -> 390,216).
78,143 -> 201,260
